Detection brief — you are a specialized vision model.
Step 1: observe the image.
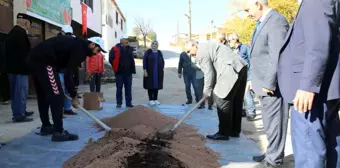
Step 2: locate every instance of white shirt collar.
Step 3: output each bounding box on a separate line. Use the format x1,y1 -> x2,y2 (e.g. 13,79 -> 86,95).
259,8 -> 272,22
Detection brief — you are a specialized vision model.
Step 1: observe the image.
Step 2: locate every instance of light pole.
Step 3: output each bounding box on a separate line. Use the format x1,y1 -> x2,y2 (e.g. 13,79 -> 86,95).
184,0 -> 192,39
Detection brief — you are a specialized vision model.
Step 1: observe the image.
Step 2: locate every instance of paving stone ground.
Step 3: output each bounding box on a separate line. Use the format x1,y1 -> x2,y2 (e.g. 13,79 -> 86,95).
0,46 -> 295,167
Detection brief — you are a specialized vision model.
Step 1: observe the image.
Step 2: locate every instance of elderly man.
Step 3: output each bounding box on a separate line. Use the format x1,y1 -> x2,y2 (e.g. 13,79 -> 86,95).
243,0 -> 289,167
178,44 -> 199,105
278,0 -> 340,167
187,39 -> 248,140
109,35 -> 136,108
228,33 -> 256,121
4,13 -> 34,122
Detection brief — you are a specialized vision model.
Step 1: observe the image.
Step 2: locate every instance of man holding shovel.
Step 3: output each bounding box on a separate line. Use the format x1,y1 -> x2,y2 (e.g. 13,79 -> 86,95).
187,40 -> 248,140
27,36 -> 106,142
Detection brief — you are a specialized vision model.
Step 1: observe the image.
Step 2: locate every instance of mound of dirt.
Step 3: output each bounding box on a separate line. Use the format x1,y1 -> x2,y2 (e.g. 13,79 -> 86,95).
62,105 -> 220,168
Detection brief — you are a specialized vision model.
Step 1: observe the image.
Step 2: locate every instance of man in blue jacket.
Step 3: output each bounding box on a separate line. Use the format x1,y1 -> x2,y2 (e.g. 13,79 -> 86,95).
109,35 -> 136,108
178,47 -> 198,105
228,33 -> 256,121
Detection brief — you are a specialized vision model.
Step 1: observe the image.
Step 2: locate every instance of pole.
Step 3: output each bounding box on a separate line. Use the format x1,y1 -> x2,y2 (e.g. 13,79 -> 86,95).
188,0 -> 192,39
177,20 -> 180,44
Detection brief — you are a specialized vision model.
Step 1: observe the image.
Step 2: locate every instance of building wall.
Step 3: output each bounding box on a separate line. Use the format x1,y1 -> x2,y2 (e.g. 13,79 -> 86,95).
71,0 -> 102,34
101,0 -> 126,60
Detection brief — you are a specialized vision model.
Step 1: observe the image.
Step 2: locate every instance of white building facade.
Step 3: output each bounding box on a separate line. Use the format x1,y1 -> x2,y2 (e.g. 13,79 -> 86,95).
71,0 -> 102,35
101,0 -> 127,60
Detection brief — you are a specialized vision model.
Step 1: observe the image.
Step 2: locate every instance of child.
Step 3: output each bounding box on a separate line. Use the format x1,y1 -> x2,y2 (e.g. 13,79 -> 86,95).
86,52 -> 104,92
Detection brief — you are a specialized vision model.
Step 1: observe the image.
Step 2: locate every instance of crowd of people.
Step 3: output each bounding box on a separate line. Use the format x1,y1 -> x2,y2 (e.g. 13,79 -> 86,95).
181,0 -> 340,168
0,0 -> 340,167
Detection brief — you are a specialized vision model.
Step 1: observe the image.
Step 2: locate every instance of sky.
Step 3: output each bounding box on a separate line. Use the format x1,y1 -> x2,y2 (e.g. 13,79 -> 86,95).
115,0 -> 234,44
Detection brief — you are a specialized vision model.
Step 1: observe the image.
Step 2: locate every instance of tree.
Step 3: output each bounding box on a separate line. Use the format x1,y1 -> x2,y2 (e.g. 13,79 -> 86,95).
223,0 -> 299,44
134,17 -> 152,48
147,31 -> 157,40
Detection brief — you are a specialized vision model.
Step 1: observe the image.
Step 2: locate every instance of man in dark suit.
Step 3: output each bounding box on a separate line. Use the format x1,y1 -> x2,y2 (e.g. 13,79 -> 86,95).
243,0 -> 289,167
278,0 -> 340,167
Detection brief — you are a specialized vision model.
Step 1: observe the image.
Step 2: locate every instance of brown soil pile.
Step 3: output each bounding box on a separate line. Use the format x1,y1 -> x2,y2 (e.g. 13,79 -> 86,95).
63,105 -> 220,168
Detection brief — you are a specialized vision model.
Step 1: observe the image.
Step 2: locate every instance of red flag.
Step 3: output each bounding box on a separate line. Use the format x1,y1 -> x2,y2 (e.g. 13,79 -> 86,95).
81,2 -> 87,36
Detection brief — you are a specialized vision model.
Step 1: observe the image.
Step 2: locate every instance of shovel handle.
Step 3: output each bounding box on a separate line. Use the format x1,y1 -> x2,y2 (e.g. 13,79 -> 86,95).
171,98 -> 206,131
65,94 -> 111,132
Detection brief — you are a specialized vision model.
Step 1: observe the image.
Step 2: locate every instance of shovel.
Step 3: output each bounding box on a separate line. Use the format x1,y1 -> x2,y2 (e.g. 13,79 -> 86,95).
156,98 -> 206,139
65,95 -> 111,132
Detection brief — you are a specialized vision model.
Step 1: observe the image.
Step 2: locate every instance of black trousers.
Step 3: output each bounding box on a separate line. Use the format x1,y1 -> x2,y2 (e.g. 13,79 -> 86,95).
89,73 -> 102,92
32,65 -> 64,133
213,67 -> 247,136
148,89 -> 159,101
73,67 -> 79,87
0,73 -> 10,102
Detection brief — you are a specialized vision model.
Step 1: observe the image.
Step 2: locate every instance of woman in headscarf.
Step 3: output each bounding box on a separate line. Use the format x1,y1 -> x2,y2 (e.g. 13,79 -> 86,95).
143,40 -> 164,105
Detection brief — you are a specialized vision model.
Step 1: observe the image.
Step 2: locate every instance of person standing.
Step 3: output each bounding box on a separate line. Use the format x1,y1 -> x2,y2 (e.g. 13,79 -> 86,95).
27,36 -> 106,141
0,42 -> 10,104
109,35 -> 136,108
278,0 -> 340,167
143,40 -> 164,105
178,47 -> 198,105
4,13 -> 34,122
57,25 -> 77,115
187,40 -> 248,141
86,52 -> 104,92
190,52 -> 205,109
228,33 -> 256,121
243,0 -> 289,167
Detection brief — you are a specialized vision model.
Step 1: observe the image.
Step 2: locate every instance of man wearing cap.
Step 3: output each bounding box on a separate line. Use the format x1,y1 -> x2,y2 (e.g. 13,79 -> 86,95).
27,36 -> 106,142
57,25 -> 77,116
4,13 -> 34,123
109,35 -> 136,108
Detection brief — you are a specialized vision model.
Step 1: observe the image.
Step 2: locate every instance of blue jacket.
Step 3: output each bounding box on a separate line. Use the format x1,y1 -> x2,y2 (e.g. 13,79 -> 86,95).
237,43 -> 251,80
178,51 -> 195,74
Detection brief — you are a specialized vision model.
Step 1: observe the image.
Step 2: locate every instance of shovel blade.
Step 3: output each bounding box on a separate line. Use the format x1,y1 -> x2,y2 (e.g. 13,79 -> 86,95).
155,124 -> 175,140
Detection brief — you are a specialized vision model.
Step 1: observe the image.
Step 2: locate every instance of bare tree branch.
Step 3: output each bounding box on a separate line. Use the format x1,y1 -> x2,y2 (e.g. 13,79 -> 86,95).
134,17 -> 152,47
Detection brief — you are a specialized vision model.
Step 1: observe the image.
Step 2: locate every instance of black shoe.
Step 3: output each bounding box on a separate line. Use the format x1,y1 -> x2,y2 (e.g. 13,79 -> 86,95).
185,101 -> 192,104
126,104 -> 134,108
40,125 -> 54,136
64,109 -> 77,115
116,104 -> 122,108
198,104 -> 205,109
25,111 -> 34,117
51,130 -> 79,142
253,154 -> 266,163
208,105 -> 213,110
206,133 -> 229,140
247,114 -> 256,121
12,116 -> 33,123
242,110 -> 247,117
254,160 -> 278,168
230,132 -> 240,138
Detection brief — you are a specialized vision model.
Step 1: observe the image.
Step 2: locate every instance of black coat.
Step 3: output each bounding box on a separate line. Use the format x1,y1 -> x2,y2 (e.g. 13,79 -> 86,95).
4,26 -> 31,74
143,49 -> 164,90
27,36 -> 92,97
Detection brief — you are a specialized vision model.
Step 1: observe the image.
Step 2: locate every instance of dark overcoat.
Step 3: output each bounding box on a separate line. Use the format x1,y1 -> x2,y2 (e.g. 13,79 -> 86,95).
143,49 -> 164,90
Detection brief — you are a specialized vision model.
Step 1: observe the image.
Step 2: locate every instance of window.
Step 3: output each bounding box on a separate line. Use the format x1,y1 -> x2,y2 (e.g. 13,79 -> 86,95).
115,31 -> 117,38
107,15 -> 113,28
81,0 -> 93,12
121,19 -> 123,31
116,12 -> 118,25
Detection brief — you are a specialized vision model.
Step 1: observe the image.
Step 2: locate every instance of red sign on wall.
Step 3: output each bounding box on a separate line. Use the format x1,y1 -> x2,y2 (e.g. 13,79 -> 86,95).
81,2 -> 87,36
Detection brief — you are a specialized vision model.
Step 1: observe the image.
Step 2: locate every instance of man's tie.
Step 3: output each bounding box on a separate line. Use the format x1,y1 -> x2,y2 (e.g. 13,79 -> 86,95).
251,20 -> 261,44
